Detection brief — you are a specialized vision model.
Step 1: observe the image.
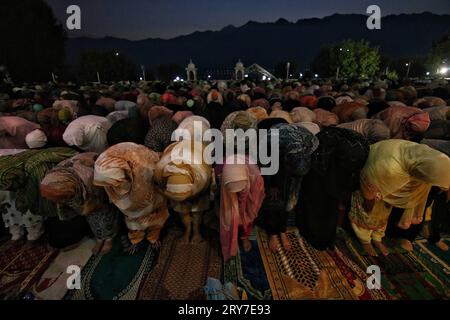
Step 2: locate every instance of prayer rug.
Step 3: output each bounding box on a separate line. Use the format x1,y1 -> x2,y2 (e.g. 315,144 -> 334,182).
223,230 -> 272,300
337,231 -> 449,299
67,235 -> 156,300
412,237 -> 450,290
138,228 -> 222,300
0,239 -> 59,299
256,227 -> 358,300
27,238 -> 95,300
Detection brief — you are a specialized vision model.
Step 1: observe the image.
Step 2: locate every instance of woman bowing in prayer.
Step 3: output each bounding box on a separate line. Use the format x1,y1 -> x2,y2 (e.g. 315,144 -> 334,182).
40,153 -> 120,255
63,115 -> 112,153
94,142 -> 168,252
353,140 -> 450,255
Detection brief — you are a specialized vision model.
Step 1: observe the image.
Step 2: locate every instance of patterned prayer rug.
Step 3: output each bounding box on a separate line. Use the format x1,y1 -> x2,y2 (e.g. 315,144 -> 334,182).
256,227 -> 359,300
223,230 -> 272,300
412,237 -> 450,290
138,229 -> 222,300
27,238 -> 95,300
0,239 -> 59,299
67,235 -> 156,300
337,231 -> 450,299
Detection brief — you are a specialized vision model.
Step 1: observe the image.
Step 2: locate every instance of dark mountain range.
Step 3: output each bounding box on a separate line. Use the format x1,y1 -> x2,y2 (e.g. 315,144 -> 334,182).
66,12 -> 450,71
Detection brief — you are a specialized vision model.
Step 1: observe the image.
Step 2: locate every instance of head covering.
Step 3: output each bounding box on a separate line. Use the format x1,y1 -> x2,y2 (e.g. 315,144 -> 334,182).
313,108 -> 339,127
63,115 -> 112,153
422,106 -> 450,121
33,104 -> 44,112
250,98 -> 270,111
331,102 -> 367,123
25,129 -> 47,149
294,122 -> 321,135
94,142 -> 167,244
237,94 -> 251,107
335,96 -> 354,105
114,100 -> 137,111
58,108 -> 72,123
269,110 -> 293,124
148,106 -> 174,122
172,111 -> 194,125
220,154 -> 265,261
317,96 -> 336,111
154,140 -> 212,202
338,119 -> 390,144
107,118 -> 148,146
144,117 -> 179,153
290,107 -> 316,123
0,116 -> 41,149
299,95 -> 318,109
374,106 -> 430,140
106,110 -> 129,124
246,107 -> 268,121
207,90 -> 223,105
175,116 -> 210,141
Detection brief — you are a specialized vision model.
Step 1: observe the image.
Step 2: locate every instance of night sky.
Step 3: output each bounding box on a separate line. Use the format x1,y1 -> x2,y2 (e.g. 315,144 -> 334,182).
45,0 -> 450,40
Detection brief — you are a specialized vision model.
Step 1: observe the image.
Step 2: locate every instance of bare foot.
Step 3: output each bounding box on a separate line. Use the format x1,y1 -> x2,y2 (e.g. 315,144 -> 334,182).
362,243 -> 378,256
242,238 -> 252,252
269,235 -> 281,253
280,233 -> 291,251
373,240 -> 389,256
398,238 -> 413,252
92,240 -> 104,255
99,239 -> 113,255
434,240 -> 449,252
149,240 -> 161,251
125,243 -> 141,255
191,232 -> 204,244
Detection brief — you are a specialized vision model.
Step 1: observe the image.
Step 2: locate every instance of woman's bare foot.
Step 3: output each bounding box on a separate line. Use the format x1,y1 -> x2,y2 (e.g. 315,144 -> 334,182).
242,238 -> 252,252
269,235 -> 281,253
99,239 -> 113,255
398,238 -> 413,252
280,233 -> 291,251
363,243 -> 378,256
373,240 -> 389,256
149,240 -> 161,250
434,240 -> 449,251
92,240 -> 104,255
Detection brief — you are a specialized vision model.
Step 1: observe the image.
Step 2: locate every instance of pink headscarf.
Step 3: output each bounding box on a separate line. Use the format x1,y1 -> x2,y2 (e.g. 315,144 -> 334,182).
148,106 -> 174,122
172,111 -> 194,125
219,155 -> 265,261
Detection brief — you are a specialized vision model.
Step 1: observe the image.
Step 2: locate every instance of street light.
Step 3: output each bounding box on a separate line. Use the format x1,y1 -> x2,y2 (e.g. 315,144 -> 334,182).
115,52 -> 119,56
426,72 -> 430,76
405,61 -> 411,78
314,74 -> 318,78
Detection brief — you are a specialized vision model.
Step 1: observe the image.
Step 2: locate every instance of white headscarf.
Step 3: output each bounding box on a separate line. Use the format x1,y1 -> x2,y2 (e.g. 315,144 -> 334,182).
25,129 -> 47,149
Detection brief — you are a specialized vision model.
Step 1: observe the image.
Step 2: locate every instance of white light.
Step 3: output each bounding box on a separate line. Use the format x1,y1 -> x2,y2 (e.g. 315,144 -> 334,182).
314,74 -> 318,78
139,77 -> 143,81
268,77 -> 271,81
208,75 -> 211,79
180,78 -> 184,82
115,52 -> 119,56
244,74 -> 248,78
339,48 -> 343,51
289,74 -> 292,77
262,75 -> 267,80
405,63 -> 409,66
426,72 -> 430,76
300,73 -> 303,77
439,67 -> 448,74
176,76 -> 180,81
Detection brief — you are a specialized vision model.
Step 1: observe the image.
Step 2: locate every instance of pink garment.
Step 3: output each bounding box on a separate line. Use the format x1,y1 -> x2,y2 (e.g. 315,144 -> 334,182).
220,155 -> 265,261
0,116 -> 40,149
172,111 -> 194,124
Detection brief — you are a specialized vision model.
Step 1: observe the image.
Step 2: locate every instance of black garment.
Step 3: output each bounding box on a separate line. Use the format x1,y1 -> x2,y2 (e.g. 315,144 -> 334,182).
283,99 -> 300,112
386,187 -> 439,242
107,118 -> 149,146
429,191 -> 449,244
204,102 -> 226,129
423,120 -> 450,140
45,215 -> 90,249
297,127 -> 370,250
367,100 -> 390,119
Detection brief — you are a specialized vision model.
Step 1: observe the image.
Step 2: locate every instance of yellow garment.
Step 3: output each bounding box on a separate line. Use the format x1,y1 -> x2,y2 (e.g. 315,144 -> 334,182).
154,140 -> 212,202
351,222 -> 386,244
361,140 -> 450,229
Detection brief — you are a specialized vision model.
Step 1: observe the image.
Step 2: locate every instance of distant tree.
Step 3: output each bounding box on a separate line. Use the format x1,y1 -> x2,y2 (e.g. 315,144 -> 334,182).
0,0 -> 66,83
311,40 -> 380,79
274,61 -> 298,79
156,64 -> 184,82
426,34 -> 450,75
78,51 -> 137,82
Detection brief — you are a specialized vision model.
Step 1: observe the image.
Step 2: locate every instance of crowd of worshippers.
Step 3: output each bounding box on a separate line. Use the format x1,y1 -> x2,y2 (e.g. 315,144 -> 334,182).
0,78 -> 449,259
